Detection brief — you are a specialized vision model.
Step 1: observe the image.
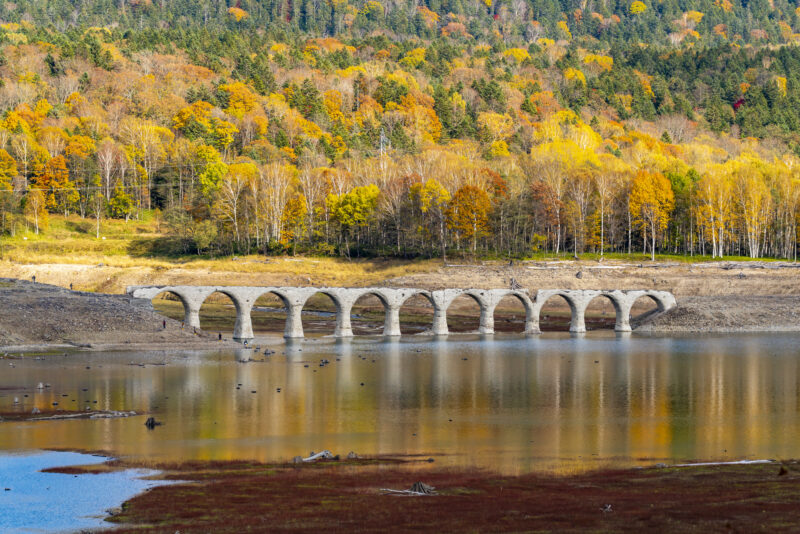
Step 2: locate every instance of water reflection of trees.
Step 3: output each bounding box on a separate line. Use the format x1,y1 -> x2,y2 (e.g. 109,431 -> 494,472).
2,335 -> 800,473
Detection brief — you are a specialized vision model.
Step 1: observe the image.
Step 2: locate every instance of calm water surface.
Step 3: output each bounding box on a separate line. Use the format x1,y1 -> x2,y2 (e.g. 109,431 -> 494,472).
0,450 -> 165,533
2,332 -> 800,474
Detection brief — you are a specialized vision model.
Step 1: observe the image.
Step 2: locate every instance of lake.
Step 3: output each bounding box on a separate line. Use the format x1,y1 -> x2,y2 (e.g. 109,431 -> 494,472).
2,332 -> 800,475
0,450 -> 166,532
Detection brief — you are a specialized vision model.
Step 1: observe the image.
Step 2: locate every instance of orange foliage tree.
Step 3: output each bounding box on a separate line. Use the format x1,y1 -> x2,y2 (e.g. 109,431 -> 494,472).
447,185 -> 492,253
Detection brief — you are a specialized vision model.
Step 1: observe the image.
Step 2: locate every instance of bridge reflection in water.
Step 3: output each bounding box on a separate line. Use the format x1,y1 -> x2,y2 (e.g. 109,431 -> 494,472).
127,285 -> 676,341
2,334 -> 798,475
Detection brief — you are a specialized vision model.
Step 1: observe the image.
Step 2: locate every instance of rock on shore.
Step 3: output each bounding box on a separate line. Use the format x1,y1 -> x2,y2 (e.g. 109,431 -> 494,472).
0,278 -> 231,349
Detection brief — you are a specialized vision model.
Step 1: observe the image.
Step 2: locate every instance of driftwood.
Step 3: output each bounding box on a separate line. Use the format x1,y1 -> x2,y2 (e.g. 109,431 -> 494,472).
26,410 -> 136,422
302,450 -> 335,462
381,482 -> 437,496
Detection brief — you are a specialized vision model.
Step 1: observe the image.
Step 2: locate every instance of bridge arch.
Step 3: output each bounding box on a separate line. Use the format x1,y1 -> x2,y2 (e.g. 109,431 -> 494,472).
585,292 -> 625,332
145,286 -> 215,330
397,289 -> 435,308
150,289 -> 192,325
349,289 -> 391,336
491,290 -> 535,333
197,289 -> 243,333
623,290 -> 675,330
536,291 -> 585,333
391,290 -> 435,335
638,290 -> 673,313
253,288 -> 293,309
444,290 -> 487,333
299,289 -> 345,337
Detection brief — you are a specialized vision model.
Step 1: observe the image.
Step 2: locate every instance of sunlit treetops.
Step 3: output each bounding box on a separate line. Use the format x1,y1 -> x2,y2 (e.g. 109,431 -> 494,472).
0,9 -> 796,259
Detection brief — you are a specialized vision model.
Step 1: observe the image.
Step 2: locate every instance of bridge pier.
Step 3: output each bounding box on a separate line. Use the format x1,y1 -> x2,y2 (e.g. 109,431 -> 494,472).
333,292 -> 356,338
570,305 -> 587,333
223,288 -> 265,342
185,304 -> 201,330
285,304 -> 304,338
383,305 -> 401,336
281,288 -> 320,339
379,289 -> 423,337
430,289 -> 463,336
174,287 -> 215,330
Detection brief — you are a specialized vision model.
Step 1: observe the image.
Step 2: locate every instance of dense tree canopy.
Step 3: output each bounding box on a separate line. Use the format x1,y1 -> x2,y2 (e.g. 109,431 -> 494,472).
0,1 -> 798,260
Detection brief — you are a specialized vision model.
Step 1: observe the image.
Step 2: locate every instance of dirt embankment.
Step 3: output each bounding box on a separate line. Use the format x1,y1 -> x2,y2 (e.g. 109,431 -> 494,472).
5,258 -> 800,297
0,278 -> 237,350
3,260 -> 800,335
388,260 -> 800,297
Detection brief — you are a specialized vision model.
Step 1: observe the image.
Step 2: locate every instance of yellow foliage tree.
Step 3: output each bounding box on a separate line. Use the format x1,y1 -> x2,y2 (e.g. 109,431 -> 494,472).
731,156 -> 772,257
218,82 -> 258,119
280,194 -> 308,252
400,48 -> 426,69
24,189 -> 47,234
629,170 -> 674,260
564,68 -> 586,86
696,167 -> 732,258
502,48 -> 530,63
227,7 -> 249,21
630,1 -> 647,14
478,112 -> 514,143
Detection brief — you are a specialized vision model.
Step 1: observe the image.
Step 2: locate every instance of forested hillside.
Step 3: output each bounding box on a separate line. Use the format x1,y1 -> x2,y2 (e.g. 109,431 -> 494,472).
1,0 -> 800,260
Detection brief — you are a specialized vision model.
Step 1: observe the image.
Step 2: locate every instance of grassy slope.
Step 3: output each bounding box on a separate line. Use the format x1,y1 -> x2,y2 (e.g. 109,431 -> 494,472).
0,214 -> 442,289
1,213 -> 779,271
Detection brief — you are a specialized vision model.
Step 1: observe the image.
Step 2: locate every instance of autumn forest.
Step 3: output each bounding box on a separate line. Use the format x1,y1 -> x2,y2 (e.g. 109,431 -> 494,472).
2,0 -> 800,260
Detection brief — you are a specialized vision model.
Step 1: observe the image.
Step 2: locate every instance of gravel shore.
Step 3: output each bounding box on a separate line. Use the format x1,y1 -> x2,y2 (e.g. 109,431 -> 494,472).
0,278 -> 239,351
636,295 -> 800,333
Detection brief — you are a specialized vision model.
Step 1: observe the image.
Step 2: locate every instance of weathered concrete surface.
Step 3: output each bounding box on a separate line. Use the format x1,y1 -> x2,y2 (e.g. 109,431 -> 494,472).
128,285 -> 676,341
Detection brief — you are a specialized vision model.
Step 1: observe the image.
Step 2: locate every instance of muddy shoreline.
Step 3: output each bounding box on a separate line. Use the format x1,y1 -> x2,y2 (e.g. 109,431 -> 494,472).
41,454 -> 800,533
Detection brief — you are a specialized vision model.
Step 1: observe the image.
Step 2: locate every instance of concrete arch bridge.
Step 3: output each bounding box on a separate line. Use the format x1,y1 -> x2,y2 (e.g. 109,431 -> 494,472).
127,286 -> 676,342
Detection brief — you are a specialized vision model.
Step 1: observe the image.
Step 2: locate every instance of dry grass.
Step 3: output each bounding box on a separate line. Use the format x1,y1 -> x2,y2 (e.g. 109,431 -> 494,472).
2,213 -> 799,297
0,214 -> 440,290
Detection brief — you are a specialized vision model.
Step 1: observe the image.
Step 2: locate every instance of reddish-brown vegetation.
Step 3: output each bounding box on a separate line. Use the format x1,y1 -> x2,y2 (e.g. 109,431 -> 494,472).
101,458 -> 800,533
